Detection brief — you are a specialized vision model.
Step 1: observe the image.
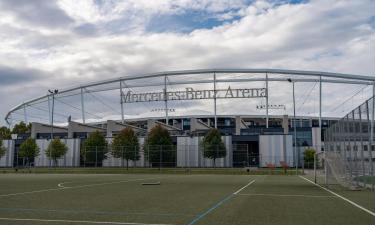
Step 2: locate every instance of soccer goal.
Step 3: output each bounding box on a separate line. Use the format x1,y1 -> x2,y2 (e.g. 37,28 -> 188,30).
314,151 -> 359,190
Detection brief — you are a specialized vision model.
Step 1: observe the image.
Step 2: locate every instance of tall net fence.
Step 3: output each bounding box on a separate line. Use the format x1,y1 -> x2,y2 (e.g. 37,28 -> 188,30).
315,97 -> 375,190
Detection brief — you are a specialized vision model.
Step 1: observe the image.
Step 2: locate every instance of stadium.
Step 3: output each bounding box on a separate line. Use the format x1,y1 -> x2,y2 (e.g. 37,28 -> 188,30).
1,68 -> 375,225
0,68 -> 374,172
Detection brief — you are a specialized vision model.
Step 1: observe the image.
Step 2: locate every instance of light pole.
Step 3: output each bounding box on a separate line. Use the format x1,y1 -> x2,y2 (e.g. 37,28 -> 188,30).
48,89 -> 58,140
288,79 -> 298,174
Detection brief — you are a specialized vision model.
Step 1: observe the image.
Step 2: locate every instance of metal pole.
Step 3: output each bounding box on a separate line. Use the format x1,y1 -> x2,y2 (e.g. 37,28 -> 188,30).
51,94 -> 54,139
292,81 -> 298,173
164,76 -> 168,125
48,96 -> 51,124
214,73 -> 217,129
120,81 -> 125,124
246,144 -> 249,167
370,84 -> 375,189
159,145 -> 162,171
23,103 -> 27,123
319,76 -> 322,152
359,106 -> 365,177
314,152 -> 317,183
95,146 -> 98,167
81,88 -> 85,124
266,73 -> 269,128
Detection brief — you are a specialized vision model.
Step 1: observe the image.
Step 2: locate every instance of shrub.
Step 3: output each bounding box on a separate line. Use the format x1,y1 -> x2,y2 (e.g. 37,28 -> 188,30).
202,129 -> 226,167
19,138 -> 39,167
111,128 -> 140,169
144,125 -> 175,168
304,147 -> 316,168
81,131 -> 108,167
46,138 -> 68,167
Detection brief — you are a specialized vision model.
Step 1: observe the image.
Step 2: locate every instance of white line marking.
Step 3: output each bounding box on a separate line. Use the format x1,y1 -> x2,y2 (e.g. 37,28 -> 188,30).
299,175 -> 375,217
0,217 -> 172,225
0,177 -> 161,198
57,182 -> 72,188
233,180 -> 256,195
238,193 -> 336,198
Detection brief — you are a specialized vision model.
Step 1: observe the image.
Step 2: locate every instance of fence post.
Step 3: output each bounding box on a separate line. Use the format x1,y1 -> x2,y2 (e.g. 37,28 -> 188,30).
134,145 -> 137,168
159,145 -> 162,171
148,146 -> 150,168
49,140 -> 52,168
246,144 -> 249,167
95,146 -> 98,168
314,152 -> 317,183
121,146 -> 124,168
83,147 -> 86,168
174,145 -> 177,168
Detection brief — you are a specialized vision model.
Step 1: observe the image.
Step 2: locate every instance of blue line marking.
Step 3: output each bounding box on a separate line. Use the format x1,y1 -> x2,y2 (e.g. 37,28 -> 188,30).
187,194 -> 235,225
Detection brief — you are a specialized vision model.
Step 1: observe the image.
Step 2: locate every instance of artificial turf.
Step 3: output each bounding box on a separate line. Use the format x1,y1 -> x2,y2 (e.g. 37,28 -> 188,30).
0,173 -> 373,225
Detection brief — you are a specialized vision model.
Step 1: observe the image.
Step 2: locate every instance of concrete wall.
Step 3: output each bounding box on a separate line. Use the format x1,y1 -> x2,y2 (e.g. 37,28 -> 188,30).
34,139 -> 81,167
259,135 -> 293,167
0,140 -> 14,167
176,136 -> 233,167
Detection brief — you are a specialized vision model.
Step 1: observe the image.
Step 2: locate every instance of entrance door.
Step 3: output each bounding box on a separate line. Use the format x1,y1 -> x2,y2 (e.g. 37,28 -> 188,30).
232,141 -> 259,167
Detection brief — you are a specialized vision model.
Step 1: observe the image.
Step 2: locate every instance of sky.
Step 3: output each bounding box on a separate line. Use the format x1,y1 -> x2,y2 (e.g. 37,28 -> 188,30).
0,0 -> 375,126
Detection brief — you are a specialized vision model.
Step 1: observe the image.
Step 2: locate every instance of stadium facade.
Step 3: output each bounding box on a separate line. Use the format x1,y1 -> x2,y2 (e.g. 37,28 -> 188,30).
1,69 -> 375,171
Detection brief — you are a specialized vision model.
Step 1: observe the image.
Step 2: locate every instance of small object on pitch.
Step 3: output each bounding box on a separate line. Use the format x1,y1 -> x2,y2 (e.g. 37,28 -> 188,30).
141,181 -> 161,185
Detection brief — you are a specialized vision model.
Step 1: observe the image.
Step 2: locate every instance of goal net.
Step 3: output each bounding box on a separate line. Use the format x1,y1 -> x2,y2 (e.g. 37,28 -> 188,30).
314,151 -> 359,190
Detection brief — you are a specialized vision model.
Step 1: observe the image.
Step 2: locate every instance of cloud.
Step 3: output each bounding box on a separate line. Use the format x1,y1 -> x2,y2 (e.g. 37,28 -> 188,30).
0,0 -> 74,29
0,65 -> 44,86
0,0 -> 375,125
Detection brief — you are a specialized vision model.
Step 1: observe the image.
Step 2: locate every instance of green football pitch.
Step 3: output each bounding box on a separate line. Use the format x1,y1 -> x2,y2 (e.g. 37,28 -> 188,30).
0,173 -> 374,225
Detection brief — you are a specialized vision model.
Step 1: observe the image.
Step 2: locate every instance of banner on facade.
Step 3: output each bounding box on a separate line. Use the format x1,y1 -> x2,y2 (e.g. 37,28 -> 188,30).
122,86 -> 267,103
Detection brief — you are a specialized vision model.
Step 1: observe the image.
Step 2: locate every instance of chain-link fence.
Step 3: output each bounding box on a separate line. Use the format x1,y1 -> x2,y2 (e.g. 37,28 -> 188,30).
6,144 -> 296,170
319,96 -> 375,189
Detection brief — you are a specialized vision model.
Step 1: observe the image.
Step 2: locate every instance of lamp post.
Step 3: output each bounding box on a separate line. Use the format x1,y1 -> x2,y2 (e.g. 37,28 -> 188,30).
288,79 -> 298,173
48,89 -> 58,140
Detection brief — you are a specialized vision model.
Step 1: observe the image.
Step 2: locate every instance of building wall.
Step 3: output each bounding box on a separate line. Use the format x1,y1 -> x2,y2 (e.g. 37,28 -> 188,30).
0,140 -> 14,167
311,127 -> 322,152
176,136 -> 233,167
259,135 -> 293,167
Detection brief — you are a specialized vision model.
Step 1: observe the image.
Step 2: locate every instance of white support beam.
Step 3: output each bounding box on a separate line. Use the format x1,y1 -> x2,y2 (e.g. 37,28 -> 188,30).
23,103 -> 27,123
319,76 -> 322,152
214,73 -> 217,129
164,75 -> 168,125
120,81 -> 124,124
266,73 -> 269,128
81,88 -> 85,124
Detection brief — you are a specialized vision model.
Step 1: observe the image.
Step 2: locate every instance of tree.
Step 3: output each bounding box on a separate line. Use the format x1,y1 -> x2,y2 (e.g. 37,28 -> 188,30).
111,128 -> 140,169
0,126 -> 11,139
144,124 -> 175,168
81,131 -> 108,166
12,122 -> 31,134
202,128 -> 226,167
0,139 -> 6,159
304,147 -> 316,168
46,138 -> 68,167
18,138 -> 39,167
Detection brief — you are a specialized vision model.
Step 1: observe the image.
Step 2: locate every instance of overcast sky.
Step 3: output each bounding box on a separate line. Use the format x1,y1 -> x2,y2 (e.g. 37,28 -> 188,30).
0,0 -> 375,126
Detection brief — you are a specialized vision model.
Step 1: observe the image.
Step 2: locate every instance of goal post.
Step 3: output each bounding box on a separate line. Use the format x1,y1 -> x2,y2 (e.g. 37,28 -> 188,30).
314,151 -> 358,190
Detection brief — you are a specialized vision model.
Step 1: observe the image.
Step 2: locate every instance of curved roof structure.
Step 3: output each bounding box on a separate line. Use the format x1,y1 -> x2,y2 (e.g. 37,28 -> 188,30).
5,68 -> 375,125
